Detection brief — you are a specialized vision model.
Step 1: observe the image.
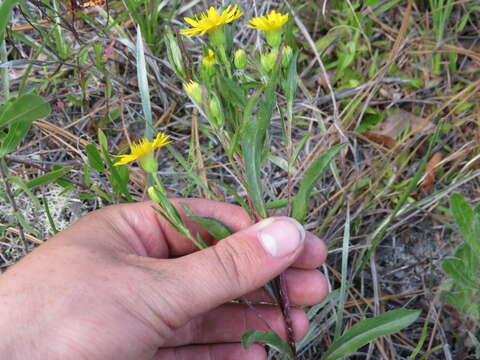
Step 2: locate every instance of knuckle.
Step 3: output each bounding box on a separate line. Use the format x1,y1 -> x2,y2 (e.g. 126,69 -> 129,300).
212,239 -> 257,291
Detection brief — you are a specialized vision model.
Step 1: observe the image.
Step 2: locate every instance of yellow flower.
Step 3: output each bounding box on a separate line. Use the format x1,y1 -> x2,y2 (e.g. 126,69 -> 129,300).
179,5 -> 243,37
113,133 -> 171,168
184,80 -> 203,105
248,10 -> 289,32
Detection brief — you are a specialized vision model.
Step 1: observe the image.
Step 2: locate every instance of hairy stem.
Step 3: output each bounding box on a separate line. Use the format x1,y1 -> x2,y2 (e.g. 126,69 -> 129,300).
276,273 -> 296,358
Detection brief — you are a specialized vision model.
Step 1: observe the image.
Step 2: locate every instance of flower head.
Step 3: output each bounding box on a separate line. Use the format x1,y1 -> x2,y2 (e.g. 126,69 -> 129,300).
184,80 -> 203,105
113,133 -> 171,171
248,10 -> 289,32
179,5 -> 243,37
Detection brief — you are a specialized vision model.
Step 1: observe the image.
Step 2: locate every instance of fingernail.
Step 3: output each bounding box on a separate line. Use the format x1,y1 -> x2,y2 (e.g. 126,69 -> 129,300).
256,217 -> 305,257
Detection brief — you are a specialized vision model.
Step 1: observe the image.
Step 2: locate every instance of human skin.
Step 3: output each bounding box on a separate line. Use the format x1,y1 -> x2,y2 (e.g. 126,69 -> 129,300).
0,198 -> 329,359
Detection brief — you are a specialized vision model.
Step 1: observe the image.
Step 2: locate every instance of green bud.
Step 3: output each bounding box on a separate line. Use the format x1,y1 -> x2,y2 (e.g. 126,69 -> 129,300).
148,186 -> 162,203
261,49 -> 278,73
265,29 -> 282,48
282,46 -> 293,68
234,49 -> 247,70
184,81 -> 203,105
139,152 -> 158,174
208,95 -> 223,128
165,29 -> 185,79
201,49 -> 216,80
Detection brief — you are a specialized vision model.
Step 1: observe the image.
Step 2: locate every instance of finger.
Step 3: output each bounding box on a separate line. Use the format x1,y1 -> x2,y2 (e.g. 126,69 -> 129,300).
154,343 -> 266,360
291,231 -> 327,269
164,304 -> 308,347
91,199 -> 253,258
244,269 -> 329,306
139,216 -> 306,328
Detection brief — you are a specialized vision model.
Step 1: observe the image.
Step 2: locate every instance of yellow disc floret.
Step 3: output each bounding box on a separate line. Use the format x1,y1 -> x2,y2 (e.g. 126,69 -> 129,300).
248,10 -> 289,32
179,5 -> 243,37
113,133 -> 171,168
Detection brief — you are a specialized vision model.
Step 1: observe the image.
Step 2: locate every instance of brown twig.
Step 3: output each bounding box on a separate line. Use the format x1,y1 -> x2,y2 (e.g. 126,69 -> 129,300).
276,273 -> 297,358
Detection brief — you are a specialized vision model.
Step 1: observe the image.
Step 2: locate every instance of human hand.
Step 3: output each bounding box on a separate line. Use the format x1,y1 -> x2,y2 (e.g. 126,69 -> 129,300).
0,199 -> 328,359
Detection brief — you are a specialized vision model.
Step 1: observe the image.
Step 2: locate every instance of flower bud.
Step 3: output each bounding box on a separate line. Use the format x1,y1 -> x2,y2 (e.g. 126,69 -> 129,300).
261,49 -> 278,73
282,45 -> 293,68
208,95 -> 223,128
148,186 -> 162,203
234,49 -> 247,70
184,81 -> 203,105
202,49 -> 216,67
200,50 -> 216,81
165,29 -> 185,79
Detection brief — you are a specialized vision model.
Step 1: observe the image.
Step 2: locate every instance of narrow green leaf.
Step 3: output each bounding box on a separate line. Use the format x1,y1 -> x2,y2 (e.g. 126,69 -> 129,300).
284,51 -> 298,116
291,144 -> 345,223
167,145 -> 215,198
13,211 -> 37,235
24,166 -> 71,190
181,203 -> 233,241
0,94 -> 50,128
91,185 -> 112,202
242,330 -> 293,359
0,0 -> 19,42
86,144 -> 104,172
43,196 -> 59,234
98,128 -> 108,152
324,309 -> 420,360
241,68 -> 280,218
215,180 -> 252,219
97,130 -> 132,202
292,134 -> 311,163
218,75 -> 246,108
83,163 -> 91,187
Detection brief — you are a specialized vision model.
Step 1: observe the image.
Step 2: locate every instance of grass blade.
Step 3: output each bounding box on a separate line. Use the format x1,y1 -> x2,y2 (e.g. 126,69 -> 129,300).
136,25 -> 153,141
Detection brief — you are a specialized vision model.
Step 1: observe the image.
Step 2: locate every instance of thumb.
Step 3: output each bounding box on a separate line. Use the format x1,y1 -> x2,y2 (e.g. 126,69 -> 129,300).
165,216 -> 305,324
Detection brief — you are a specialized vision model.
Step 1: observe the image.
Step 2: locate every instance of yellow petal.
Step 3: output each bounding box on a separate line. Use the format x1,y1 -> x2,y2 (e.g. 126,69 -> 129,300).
113,154 -> 137,166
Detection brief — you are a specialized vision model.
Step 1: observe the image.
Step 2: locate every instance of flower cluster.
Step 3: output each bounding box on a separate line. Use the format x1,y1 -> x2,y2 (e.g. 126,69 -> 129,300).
179,6 -> 289,48
170,5 -> 293,132
114,6 -> 291,173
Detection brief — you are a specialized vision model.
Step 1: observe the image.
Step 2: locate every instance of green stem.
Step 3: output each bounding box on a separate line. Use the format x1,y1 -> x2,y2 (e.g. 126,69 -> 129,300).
151,172 -> 206,249
0,38 -> 9,104
217,46 -> 232,78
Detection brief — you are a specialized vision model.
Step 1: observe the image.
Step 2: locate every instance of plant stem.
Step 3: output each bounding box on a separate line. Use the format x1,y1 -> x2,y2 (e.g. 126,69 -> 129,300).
151,172 -> 206,250
0,159 -> 27,255
276,273 -> 297,358
0,38 -> 9,103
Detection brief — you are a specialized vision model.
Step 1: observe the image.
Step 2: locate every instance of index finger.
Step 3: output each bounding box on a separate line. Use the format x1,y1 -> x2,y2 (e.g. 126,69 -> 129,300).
100,198 -> 254,258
